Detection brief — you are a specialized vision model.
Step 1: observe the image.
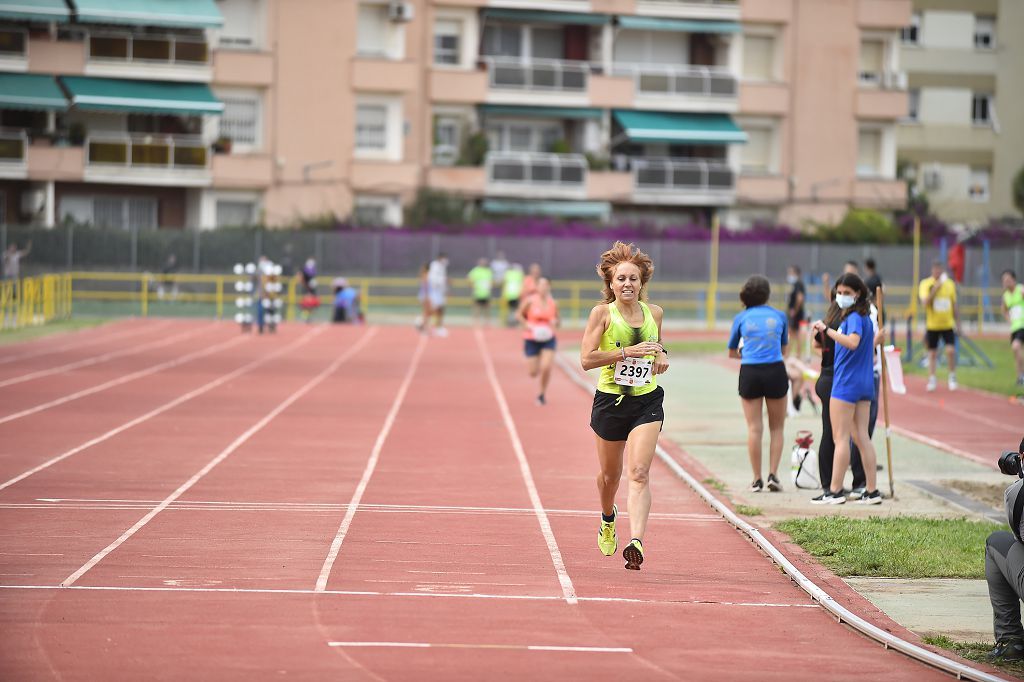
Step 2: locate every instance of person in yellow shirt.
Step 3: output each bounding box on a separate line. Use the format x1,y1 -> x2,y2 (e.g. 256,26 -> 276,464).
918,260 -> 960,391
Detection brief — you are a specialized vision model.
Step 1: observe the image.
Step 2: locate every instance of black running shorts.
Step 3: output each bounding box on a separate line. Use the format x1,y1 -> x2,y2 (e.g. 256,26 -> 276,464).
590,386 -> 665,442
925,328 -> 956,350
737,361 -> 788,400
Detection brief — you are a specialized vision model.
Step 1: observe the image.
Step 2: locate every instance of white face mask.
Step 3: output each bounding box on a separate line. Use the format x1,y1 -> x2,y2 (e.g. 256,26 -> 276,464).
787,275 -> 798,284
836,294 -> 856,309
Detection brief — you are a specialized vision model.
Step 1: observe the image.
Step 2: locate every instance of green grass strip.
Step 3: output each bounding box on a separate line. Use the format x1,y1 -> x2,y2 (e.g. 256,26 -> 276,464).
775,516 -> 1006,579
903,337 -> 1021,397
923,635 -> 1024,679
0,317 -> 110,345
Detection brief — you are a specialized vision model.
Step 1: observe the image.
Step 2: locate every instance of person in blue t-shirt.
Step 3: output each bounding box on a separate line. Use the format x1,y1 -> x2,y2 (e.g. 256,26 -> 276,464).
728,275 -> 789,494
810,273 -> 882,506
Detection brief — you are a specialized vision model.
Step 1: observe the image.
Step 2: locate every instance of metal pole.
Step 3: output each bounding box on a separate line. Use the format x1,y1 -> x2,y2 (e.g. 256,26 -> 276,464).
130,224 -> 138,271
706,213 -> 720,330
910,215 -> 920,327
66,224 -> 74,270
193,228 -> 201,272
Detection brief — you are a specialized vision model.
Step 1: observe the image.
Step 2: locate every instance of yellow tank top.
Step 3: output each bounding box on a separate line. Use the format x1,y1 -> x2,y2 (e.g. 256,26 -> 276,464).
597,301 -> 659,396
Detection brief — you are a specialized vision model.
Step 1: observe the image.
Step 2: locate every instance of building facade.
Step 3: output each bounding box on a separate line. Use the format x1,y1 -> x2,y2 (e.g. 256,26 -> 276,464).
0,0 -> 910,231
898,0 -> 1024,223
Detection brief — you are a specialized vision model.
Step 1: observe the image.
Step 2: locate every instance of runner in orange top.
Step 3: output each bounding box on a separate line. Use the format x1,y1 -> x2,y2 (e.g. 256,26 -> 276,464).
517,276 -> 560,406
522,263 -> 542,300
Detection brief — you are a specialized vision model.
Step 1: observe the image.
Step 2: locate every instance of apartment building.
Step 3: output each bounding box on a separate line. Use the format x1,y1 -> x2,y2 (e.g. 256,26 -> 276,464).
0,0 -> 910,231
898,0 -> 1024,223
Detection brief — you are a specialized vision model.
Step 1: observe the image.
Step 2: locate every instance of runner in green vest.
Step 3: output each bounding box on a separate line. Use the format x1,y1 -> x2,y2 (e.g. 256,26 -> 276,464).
467,258 -> 493,327
502,263 -> 524,327
1003,269 -> 1024,386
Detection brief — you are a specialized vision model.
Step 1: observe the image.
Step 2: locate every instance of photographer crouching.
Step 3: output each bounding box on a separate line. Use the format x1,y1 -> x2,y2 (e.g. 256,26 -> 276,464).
986,437 -> 1024,661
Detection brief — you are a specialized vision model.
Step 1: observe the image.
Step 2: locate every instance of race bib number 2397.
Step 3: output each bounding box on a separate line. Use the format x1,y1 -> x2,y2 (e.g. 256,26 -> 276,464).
614,357 -> 652,386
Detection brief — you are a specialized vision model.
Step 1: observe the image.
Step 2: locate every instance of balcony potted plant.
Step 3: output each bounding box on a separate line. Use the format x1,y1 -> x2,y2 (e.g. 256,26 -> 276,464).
212,135 -> 233,154
457,131 -> 487,167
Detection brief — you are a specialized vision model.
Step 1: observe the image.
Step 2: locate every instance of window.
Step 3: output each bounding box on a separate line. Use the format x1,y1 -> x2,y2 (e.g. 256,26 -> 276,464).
353,195 -> 400,226
0,27 -> 26,57
355,104 -> 387,150
433,19 -> 460,65
218,94 -> 261,148
742,34 -> 775,81
217,0 -> 261,49
85,197 -> 158,230
433,115 -> 460,165
907,89 -> 920,121
216,200 -> 257,227
968,168 -> 989,201
858,39 -> 884,85
482,24 -> 522,58
856,128 -> 882,177
740,127 -> 772,173
485,122 -> 562,153
974,16 -> 995,50
357,3 -> 389,57
900,12 -> 920,45
972,93 -> 992,125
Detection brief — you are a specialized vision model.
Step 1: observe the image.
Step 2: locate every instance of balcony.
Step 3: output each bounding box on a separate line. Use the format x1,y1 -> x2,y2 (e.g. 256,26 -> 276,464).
614,63 -> 738,111
483,56 -> 589,92
85,32 -> 211,82
857,69 -> 907,90
84,134 -> 211,186
0,130 -> 27,179
631,157 -> 736,205
0,27 -> 27,69
485,151 -> 588,199
635,0 -> 740,21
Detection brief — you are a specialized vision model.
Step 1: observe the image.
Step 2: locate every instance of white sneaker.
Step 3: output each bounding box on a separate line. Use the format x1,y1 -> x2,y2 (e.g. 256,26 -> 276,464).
433,327 -> 448,338
948,374 -> 958,391
926,376 -> 937,392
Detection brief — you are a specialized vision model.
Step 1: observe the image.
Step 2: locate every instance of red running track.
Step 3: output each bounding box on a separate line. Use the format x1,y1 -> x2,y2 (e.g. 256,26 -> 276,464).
0,322 -> 976,679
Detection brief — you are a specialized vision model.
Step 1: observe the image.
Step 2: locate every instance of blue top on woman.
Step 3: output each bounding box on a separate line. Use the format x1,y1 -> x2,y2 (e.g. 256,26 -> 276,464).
832,311 -> 875,403
727,305 -> 788,364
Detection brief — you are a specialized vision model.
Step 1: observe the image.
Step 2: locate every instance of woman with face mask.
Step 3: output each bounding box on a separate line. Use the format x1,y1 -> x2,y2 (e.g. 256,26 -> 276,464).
810,273 -> 882,505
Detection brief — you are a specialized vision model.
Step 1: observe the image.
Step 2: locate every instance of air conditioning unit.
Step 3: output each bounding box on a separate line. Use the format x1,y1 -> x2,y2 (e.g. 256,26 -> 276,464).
922,165 -> 942,191
20,188 -> 45,215
387,1 -> 413,22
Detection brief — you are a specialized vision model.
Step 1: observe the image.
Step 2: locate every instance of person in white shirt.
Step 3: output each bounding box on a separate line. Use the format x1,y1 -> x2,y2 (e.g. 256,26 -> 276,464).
426,253 -> 450,336
490,251 -> 509,293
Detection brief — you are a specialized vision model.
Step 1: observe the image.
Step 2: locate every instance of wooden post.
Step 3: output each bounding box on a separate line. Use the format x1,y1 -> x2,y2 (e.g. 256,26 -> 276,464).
877,286 -> 895,499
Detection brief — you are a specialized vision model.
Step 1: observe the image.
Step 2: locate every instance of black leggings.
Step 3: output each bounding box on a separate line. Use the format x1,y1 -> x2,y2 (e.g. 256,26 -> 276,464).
815,370 -> 866,493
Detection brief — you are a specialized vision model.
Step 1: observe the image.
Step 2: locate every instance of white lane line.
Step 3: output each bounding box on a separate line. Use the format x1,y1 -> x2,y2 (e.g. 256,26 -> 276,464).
327,642 -> 633,653
59,327 -> 378,588
0,332 -> 249,426
0,322 -> 213,388
0,327 -> 324,494
475,328 -> 577,606
0,584 -> 821,608
0,327 -> 319,491
14,499 -> 719,520
315,334 -> 427,592
0,319 -> 158,366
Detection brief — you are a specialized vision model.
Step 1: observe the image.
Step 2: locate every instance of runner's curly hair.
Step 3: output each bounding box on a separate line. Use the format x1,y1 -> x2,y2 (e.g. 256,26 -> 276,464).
596,241 -> 654,303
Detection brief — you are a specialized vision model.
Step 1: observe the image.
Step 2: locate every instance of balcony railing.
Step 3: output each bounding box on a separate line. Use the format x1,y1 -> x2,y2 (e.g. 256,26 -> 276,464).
482,56 -> 589,92
614,63 -> 737,97
86,135 -> 209,170
0,130 -> 27,163
858,70 -> 907,90
632,157 -> 734,193
88,32 -> 210,65
485,151 -> 587,186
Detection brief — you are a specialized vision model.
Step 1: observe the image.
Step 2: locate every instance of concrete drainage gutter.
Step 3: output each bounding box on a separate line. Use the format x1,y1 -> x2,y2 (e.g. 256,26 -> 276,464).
556,354 -> 1006,682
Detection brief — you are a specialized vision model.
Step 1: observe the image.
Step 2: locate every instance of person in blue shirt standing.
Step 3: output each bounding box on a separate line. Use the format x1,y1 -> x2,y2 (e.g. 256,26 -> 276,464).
728,275 -> 789,493
811,273 -> 882,505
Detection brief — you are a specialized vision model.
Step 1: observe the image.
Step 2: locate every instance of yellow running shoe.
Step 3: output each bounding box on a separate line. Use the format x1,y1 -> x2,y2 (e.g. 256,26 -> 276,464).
597,504 -> 617,556
623,538 -> 644,571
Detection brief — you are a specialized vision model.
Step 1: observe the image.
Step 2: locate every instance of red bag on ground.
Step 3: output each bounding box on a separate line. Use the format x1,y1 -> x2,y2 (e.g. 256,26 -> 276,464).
300,294 -> 320,310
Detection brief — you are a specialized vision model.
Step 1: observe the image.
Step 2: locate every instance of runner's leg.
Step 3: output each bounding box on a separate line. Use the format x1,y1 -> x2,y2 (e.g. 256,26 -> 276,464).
625,421 -> 661,541
740,397 -> 765,481
595,435 -> 626,517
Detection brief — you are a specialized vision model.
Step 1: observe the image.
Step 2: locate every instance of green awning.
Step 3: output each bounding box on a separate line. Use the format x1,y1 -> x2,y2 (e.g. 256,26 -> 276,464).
483,199 -> 610,219
617,16 -> 740,33
0,0 -> 70,23
613,110 -> 746,144
72,0 -> 223,28
482,9 -> 608,25
61,77 -> 223,115
0,73 -> 67,111
480,104 -> 602,120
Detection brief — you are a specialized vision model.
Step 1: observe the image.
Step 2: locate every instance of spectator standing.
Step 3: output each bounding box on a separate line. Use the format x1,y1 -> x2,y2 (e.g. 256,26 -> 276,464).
426,253 -> 450,337
491,250 -> 509,294
728,275 -> 789,494
467,258 -> 493,326
502,263 -> 524,327
1002,269 -> 1024,386
919,260 -> 959,391
2,241 -> 31,281
786,265 -> 806,359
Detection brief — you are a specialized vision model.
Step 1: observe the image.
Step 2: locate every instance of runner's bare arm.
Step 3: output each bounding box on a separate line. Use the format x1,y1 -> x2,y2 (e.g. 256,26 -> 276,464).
516,298 -> 531,327
650,304 -> 669,375
580,305 -> 614,370
826,328 -> 861,351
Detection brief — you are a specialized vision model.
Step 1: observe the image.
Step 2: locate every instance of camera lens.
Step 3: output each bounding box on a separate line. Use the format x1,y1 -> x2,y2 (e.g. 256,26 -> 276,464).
999,451 -> 1022,477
